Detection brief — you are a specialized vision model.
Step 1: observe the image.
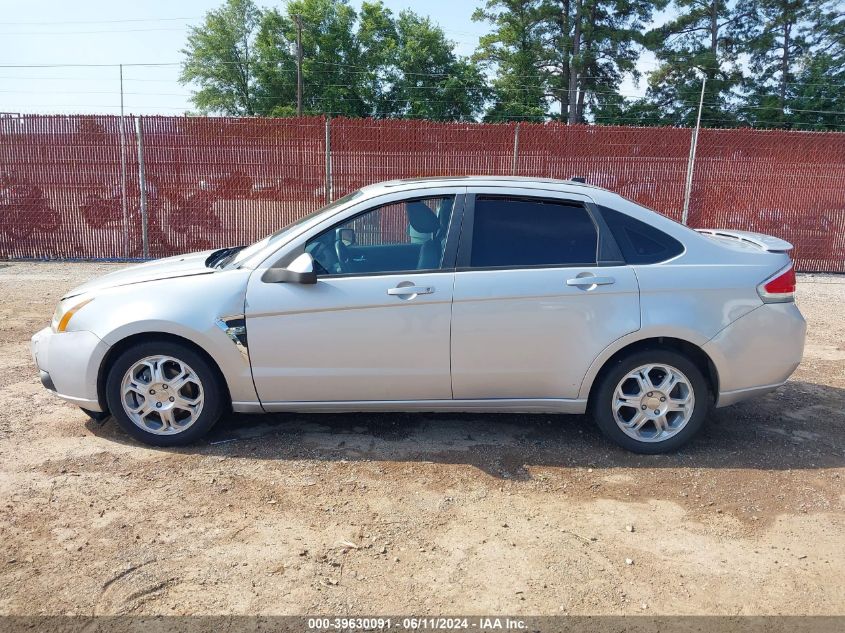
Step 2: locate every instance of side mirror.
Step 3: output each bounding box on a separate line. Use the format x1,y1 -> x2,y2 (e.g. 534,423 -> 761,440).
261,252 -> 318,284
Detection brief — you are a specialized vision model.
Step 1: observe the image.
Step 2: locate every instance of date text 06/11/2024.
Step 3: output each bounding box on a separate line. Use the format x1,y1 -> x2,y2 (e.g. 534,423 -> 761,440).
306,617 -> 528,630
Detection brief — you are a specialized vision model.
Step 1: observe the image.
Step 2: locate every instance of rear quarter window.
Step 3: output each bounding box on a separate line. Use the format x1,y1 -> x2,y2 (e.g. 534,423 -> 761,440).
599,205 -> 684,264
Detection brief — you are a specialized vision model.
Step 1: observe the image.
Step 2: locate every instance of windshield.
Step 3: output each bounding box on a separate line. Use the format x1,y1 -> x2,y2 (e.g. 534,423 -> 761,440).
227,190 -> 364,268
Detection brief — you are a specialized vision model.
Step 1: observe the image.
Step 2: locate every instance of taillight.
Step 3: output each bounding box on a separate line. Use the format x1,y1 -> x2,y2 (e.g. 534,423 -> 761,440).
757,264 -> 796,303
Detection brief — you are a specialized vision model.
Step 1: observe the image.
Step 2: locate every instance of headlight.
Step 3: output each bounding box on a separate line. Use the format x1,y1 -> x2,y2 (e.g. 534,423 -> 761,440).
51,297 -> 94,333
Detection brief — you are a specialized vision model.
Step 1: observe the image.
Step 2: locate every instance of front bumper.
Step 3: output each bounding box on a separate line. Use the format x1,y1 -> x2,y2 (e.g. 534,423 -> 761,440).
703,302 -> 807,407
30,327 -> 110,411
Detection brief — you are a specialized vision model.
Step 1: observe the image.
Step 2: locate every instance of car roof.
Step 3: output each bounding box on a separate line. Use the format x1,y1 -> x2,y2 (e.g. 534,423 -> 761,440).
361,175 -> 610,195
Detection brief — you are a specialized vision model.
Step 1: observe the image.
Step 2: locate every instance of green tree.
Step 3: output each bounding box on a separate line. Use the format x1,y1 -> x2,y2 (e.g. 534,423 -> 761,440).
392,10 -> 490,120
810,0 -> 845,68
180,0 -> 263,115
252,8 -> 297,116
356,1 -> 400,115
473,0 -> 549,121
733,0 -> 811,126
729,0 -> 845,130
182,0 -> 487,120
270,0 -> 367,117
783,0 -> 845,129
472,0 -> 664,123
785,53 -> 845,129
616,0 -> 752,127
544,0 -> 664,123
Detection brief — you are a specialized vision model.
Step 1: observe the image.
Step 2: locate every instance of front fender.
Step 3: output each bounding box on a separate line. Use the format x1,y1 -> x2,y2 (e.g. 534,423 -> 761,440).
67,269 -> 258,406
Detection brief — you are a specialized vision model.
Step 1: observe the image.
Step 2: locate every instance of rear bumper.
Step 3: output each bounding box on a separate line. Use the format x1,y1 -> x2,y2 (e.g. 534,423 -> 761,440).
715,382 -> 787,407
703,302 -> 806,407
31,327 -> 110,411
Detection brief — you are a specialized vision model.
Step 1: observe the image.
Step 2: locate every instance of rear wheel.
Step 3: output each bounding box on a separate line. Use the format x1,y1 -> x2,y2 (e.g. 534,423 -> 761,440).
105,341 -> 224,447
591,349 -> 710,454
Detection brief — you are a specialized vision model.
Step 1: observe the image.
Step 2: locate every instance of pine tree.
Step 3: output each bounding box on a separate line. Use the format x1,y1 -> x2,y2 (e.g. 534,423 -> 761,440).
614,0 -> 752,127
473,0 -> 549,121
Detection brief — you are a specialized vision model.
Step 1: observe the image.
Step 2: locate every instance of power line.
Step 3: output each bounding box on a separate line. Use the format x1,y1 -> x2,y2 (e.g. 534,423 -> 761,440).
1,58 -> 843,91
0,27 -> 190,36
0,16 -> 202,26
0,63 -> 181,69
1,69 -> 843,108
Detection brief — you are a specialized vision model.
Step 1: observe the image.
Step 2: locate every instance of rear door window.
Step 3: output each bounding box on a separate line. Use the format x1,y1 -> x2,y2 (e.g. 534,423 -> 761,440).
468,196 -> 598,268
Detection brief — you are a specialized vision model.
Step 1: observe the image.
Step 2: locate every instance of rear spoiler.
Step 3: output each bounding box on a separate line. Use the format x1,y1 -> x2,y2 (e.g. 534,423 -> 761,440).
695,229 -> 793,253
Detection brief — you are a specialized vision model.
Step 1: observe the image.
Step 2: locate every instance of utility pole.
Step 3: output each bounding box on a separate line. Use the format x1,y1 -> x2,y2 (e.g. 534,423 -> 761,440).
118,63 -> 130,258
325,116 -> 332,203
682,75 -> 707,226
134,116 -> 149,259
294,14 -> 303,116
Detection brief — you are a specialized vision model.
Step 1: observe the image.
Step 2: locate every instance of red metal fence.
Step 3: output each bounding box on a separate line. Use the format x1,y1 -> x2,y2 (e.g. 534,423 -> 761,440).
0,114 -> 843,271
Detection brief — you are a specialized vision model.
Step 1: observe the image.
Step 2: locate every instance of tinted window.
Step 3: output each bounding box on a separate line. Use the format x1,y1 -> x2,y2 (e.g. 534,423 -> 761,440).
305,196 -> 454,275
469,197 -> 598,268
600,205 -> 684,264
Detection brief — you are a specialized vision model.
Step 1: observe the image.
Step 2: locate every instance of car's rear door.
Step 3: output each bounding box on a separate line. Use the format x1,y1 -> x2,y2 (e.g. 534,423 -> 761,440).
450,188 -> 640,401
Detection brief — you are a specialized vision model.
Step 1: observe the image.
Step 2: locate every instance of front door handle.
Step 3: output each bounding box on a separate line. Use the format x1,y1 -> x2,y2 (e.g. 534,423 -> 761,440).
566,276 -> 615,288
387,285 -> 433,296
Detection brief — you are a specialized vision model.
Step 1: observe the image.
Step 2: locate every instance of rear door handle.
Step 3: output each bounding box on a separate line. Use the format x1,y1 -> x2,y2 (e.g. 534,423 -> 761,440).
387,285 -> 434,296
566,276 -> 615,287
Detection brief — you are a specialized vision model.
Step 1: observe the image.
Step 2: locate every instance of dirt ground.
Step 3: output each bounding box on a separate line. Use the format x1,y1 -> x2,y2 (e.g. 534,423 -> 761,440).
0,261 -> 842,616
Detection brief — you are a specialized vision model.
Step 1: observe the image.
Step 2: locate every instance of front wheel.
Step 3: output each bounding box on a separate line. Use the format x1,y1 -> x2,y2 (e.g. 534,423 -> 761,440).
591,349 -> 710,454
105,341 -> 224,447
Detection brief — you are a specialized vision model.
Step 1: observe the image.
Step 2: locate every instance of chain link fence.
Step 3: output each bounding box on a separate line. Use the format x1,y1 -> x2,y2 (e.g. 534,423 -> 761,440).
1,114 -> 843,271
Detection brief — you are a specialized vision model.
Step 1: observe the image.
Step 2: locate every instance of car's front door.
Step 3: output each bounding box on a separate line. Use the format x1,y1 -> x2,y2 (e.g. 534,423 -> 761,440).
245,191 -> 462,406
450,189 -> 640,401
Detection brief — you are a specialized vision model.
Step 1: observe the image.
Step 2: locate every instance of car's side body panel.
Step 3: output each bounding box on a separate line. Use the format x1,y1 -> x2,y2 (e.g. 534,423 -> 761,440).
260,398 -> 587,414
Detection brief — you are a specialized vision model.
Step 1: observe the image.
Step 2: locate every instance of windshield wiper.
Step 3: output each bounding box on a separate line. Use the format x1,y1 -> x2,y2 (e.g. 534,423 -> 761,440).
205,246 -> 245,269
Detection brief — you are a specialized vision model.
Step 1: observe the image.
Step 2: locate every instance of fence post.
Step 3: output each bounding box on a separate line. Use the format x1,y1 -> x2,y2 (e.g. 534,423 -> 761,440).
134,116 -> 149,259
325,116 -> 333,203
511,122 -> 521,176
682,76 -> 706,225
118,64 -> 130,258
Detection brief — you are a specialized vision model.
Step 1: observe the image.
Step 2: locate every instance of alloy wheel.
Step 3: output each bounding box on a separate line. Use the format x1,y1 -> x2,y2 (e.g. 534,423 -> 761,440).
119,355 -> 205,435
612,363 -> 695,443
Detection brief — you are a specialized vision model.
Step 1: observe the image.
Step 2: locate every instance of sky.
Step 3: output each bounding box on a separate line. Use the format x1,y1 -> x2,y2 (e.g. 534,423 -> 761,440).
0,0 -> 662,116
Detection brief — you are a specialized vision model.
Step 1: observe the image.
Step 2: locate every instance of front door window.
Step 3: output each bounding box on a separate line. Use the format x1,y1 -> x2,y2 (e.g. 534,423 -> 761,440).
305,196 -> 455,276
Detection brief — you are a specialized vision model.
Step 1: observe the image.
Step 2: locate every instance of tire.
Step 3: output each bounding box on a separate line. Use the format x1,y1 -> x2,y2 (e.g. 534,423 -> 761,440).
591,349 -> 710,454
105,340 -> 224,447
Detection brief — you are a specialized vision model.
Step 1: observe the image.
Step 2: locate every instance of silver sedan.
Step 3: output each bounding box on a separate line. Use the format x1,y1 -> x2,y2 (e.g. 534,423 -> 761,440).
31,177 -> 806,453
